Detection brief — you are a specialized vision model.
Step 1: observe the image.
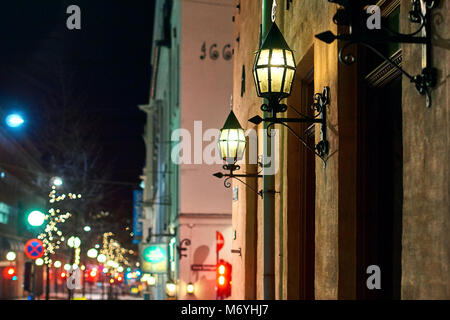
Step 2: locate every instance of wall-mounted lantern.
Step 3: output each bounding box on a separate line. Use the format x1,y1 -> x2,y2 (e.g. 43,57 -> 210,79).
250,22 -> 330,162
253,22 -> 296,113
166,280 -> 177,298
218,109 -> 247,165
315,0 -> 438,108
186,282 -> 195,295
213,107 -> 263,198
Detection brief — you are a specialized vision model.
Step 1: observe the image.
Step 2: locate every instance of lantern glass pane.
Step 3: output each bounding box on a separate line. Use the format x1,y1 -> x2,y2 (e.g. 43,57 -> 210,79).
257,49 -> 270,66
286,50 -> 295,67
219,130 -> 229,159
237,141 -> 245,160
283,69 -> 295,93
236,129 -> 246,160
228,141 -> 238,158
270,49 -> 285,66
253,70 -> 261,95
219,128 -> 246,161
256,68 -> 269,93
270,67 -> 285,93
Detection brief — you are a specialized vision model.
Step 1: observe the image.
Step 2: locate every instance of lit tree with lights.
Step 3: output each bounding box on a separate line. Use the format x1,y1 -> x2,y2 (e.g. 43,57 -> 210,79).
100,232 -> 131,271
37,182 -> 83,266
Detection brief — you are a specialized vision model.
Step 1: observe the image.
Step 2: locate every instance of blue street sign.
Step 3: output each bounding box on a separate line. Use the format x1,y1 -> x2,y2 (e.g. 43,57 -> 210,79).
132,190 -> 143,244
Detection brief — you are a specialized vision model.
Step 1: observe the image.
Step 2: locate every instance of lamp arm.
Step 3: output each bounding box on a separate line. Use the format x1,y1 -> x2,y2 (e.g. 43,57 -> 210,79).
218,174 -> 263,198
277,122 -> 327,164
339,40 -> 433,107
339,40 -> 414,80
230,176 -> 264,199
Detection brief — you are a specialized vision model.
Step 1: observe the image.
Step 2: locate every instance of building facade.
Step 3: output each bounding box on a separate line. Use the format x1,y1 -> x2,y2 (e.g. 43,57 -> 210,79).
0,128 -> 46,299
139,0 -> 235,300
228,0 -> 449,300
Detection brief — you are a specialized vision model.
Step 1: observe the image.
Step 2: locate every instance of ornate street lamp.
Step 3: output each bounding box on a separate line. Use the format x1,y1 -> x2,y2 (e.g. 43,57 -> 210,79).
218,110 -> 246,168
253,22 -> 296,112
250,22 -> 330,161
213,106 -> 263,198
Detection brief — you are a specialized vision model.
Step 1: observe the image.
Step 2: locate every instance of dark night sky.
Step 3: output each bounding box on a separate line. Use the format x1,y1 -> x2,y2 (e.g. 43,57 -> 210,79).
0,1 -> 155,242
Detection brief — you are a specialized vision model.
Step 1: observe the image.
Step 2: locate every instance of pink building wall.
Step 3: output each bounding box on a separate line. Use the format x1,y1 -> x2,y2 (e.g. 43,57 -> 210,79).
180,0 -> 234,215
178,0 -> 235,300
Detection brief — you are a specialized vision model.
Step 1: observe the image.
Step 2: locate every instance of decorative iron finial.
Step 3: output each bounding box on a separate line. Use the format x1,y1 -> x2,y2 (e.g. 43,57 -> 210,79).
271,0 -> 277,23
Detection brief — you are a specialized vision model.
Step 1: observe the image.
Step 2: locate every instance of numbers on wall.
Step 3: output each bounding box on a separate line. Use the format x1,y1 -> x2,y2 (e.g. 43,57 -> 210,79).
200,42 -> 233,61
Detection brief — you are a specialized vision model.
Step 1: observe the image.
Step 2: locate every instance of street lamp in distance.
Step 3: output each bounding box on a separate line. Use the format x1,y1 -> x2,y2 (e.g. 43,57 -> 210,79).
27,210 -> 46,227
97,254 -> 107,263
87,248 -> 98,259
67,236 -> 81,248
51,176 -> 63,187
6,251 -> 16,261
5,113 -> 25,128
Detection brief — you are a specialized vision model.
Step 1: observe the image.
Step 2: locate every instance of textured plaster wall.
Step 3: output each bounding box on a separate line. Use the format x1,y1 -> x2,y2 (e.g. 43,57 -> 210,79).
400,0 -> 450,299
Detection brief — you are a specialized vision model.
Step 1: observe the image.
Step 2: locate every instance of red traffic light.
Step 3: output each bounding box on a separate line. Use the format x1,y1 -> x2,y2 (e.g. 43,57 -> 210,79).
216,260 -> 231,298
3,267 -> 16,280
86,269 -> 98,282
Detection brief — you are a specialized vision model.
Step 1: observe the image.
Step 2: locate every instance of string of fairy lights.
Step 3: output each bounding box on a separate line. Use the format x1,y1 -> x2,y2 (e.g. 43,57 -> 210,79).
37,184 -> 82,266
99,232 -> 131,271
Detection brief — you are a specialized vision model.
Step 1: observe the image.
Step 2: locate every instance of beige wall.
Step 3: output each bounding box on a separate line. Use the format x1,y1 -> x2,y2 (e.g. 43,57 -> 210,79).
400,0 -> 450,299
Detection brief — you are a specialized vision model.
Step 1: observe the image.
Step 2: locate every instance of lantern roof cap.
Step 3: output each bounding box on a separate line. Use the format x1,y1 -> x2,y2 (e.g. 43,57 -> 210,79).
260,22 -> 291,51
222,110 -> 243,130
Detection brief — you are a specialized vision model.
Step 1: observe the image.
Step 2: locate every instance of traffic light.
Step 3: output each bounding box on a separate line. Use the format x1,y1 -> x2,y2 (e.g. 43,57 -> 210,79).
2,266 -> 16,280
87,269 -> 98,282
216,259 -> 231,299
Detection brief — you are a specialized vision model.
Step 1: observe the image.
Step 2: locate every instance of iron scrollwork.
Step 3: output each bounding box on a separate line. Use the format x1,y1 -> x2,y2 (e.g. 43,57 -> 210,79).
177,238 -> 191,260
213,163 -> 263,198
315,0 -> 439,108
249,86 -> 330,163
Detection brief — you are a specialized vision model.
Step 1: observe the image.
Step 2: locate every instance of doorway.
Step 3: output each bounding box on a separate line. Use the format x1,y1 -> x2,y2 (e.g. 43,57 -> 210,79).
285,47 -> 315,300
357,43 -> 403,299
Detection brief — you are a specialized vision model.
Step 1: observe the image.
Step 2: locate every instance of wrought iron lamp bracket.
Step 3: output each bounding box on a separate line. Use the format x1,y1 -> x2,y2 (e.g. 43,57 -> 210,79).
177,238 -> 191,260
317,0 -> 439,108
213,163 -> 263,198
249,86 -> 330,163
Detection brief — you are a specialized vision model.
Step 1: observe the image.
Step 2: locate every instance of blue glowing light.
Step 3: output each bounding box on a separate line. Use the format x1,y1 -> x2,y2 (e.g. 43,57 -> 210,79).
5,114 -> 25,128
